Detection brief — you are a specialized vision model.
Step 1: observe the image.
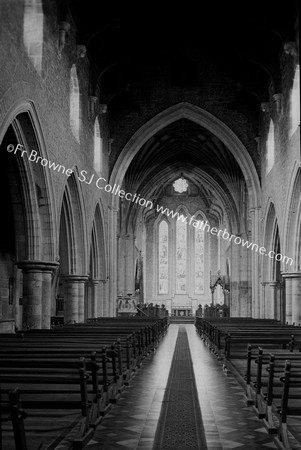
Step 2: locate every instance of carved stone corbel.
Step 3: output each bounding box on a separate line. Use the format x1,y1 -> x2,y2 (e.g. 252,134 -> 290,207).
284,42 -> 298,57
77,45 -> 87,59
261,102 -> 270,113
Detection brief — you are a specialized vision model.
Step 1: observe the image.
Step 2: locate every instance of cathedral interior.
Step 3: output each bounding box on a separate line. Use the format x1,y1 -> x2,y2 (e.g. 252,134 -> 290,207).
0,1 -> 300,449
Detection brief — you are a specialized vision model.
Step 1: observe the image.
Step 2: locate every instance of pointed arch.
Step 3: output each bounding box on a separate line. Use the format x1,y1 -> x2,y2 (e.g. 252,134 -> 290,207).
283,165 -> 301,271
90,203 -> 107,280
86,202 -> 107,318
0,102 -> 57,329
0,103 -> 56,262
158,219 -> 169,294
262,201 -> 278,281
58,172 -> 87,275
109,102 -> 261,211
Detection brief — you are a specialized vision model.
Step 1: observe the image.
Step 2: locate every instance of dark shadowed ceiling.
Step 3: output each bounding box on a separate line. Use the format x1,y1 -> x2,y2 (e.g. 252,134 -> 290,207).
65,0 -> 298,223
68,0 -> 298,120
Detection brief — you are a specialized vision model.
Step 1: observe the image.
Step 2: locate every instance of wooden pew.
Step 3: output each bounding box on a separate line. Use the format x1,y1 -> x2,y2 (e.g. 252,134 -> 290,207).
262,357 -> 301,434
274,361 -> 301,450
195,318 -> 301,448
0,357 -> 96,449
0,317 -> 168,449
195,317 -> 301,361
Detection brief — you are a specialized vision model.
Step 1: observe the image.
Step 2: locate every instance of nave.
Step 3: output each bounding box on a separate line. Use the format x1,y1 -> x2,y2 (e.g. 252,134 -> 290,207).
81,324 -> 281,450
0,2 -> 300,449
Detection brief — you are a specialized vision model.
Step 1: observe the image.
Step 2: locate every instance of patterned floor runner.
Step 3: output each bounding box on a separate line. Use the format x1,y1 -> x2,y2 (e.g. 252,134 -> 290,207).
153,326 -> 208,449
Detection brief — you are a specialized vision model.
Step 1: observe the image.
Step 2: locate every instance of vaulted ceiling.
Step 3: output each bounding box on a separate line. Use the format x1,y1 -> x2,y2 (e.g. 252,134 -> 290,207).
125,118 -> 243,195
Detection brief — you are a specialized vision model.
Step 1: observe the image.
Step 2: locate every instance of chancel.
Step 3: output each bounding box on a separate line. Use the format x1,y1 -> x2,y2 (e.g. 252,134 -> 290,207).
0,1 -> 300,449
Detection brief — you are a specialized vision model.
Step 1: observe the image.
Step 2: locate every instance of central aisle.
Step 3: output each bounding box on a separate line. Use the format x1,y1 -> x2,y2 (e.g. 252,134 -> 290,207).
82,324 -> 278,450
153,326 -> 207,449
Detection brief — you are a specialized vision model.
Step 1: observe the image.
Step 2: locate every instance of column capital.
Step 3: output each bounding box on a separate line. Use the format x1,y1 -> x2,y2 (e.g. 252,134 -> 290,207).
284,41 -> 298,56
63,275 -> 89,282
108,205 -> 119,213
249,206 -> 261,215
18,260 -> 59,273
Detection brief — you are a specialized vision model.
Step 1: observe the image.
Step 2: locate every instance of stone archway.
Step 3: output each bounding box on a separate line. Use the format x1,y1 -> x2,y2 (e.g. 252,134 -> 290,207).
108,102 -> 261,310
0,103 -> 57,329
87,203 -> 107,318
282,164 -> 301,325
57,172 -> 88,323
261,201 -> 283,321
109,103 -> 261,209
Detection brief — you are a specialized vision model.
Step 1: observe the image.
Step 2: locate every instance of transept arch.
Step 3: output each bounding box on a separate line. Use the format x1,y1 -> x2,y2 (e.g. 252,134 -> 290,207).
109,102 -> 261,211
87,203 -> 107,318
57,172 -> 88,323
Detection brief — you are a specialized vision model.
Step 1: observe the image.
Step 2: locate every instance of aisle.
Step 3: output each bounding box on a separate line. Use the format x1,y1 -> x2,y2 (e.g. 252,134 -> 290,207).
82,324 -> 179,450
82,324 -> 278,450
186,325 -> 277,449
153,326 -> 207,449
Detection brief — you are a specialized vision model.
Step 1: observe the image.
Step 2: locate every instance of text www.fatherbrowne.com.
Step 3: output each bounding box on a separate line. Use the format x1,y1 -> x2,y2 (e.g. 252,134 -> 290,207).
7,143 -> 293,267
156,205 -> 293,266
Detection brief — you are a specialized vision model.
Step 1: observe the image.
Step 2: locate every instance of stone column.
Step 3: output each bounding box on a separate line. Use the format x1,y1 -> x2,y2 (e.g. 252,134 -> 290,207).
78,279 -> 86,323
108,207 -> 118,317
250,207 -> 261,318
117,234 -> 134,296
64,275 -> 88,323
98,280 -> 106,317
282,273 -> 293,324
269,281 -> 278,320
261,282 -> 267,319
41,270 -> 53,328
18,261 -> 59,329
90,279 -> 100,318
279,281 -> 285,324
292,273 -> 301,326
125,234 -> 135,295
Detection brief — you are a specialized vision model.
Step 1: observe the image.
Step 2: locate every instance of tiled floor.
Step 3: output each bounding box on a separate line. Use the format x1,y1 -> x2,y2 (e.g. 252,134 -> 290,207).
82,324 -> 285,449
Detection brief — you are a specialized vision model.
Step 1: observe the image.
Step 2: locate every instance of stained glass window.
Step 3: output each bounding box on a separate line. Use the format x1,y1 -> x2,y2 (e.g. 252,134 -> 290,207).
176,216 -> 187,293
158,221 -> 168,294
194,220 -> 204,294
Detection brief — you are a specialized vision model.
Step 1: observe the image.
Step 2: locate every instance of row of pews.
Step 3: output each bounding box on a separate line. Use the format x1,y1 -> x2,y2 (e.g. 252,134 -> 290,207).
195,317 -> 301,450
0,316 -> 169,450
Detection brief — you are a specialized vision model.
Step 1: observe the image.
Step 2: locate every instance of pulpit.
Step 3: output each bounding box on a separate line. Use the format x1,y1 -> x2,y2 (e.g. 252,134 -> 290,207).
116,294 -> 138,316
